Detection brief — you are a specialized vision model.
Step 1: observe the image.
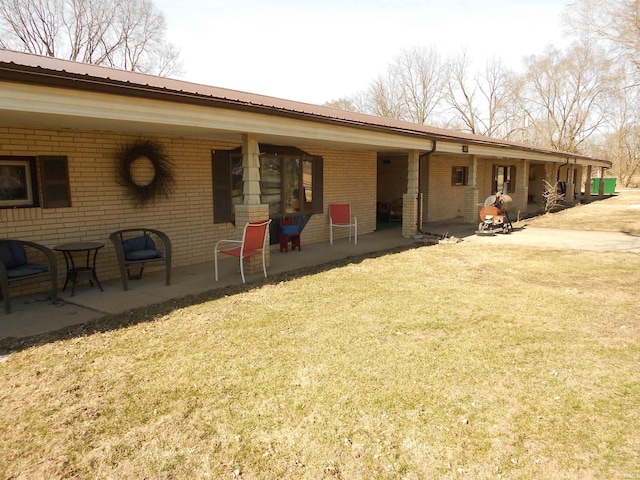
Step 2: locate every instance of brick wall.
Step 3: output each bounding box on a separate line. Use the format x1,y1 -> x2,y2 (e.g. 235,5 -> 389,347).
1,125 -> 377,295
425,156 -> 469,222
304,147 -> 377,243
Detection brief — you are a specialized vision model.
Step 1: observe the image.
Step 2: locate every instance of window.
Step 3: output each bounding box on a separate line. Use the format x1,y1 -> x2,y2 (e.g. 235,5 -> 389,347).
451,166 -> 468,186
212,145 -> 323,224
0,158 -> 37,207
492,165 -> 516,194
0,156 -> 71,209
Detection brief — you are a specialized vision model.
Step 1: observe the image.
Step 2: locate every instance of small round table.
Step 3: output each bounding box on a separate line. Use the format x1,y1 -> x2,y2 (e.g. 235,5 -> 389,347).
54,242 -> 104,296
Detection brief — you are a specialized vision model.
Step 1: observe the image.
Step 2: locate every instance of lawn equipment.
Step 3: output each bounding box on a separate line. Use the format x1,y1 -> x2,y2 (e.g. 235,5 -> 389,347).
476,192 -> 513,235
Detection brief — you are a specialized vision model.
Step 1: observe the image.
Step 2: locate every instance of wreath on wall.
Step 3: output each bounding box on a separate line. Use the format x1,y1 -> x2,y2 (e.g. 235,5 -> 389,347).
116,139 -> 175,207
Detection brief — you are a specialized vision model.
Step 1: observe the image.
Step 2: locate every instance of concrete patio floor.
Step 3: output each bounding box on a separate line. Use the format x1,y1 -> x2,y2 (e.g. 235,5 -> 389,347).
1,225 -> 466,341
4,203 -> 637,343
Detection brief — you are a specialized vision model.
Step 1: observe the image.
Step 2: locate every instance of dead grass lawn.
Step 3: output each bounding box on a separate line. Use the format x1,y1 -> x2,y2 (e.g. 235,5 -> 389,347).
525,190 -> 640,235
1,242 -> 639,479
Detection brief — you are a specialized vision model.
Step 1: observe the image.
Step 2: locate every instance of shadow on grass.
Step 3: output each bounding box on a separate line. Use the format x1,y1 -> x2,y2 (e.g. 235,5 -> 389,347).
0,243 -> 422,355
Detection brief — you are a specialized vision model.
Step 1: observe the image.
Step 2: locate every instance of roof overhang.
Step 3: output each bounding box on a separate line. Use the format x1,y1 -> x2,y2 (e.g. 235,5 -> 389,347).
0,50 -> 613,168
0,79 -> 434,153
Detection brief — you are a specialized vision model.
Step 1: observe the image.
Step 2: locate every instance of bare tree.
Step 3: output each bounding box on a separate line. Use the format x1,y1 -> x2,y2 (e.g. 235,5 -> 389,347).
601,83 -> 640,186
564,0 -> 640,74
367,72 -> 408,120
323,97 -> 359,112
390,46 -> 445,124
443,51 -> 521,139
0,0 -> 181,76
0,0 -> 62,56
519,43 -> 616,152
335,46 -> 445,124
444,50 -> 479,133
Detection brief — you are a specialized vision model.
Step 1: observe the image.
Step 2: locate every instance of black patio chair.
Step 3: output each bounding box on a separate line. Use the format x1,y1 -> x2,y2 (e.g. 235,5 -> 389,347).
109,228 -> 172,291
0,239 -> 58,314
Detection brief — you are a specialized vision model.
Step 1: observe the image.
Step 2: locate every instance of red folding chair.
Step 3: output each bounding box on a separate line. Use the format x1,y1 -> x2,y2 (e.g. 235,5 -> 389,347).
214,219 -> 272,283
329,203 -> 357,245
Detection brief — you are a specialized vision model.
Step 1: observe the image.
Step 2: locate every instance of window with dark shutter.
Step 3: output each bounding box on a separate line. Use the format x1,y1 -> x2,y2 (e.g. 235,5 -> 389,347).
212,146 -> 324,224
311,156 -> 323,213
38,156 -> 71,208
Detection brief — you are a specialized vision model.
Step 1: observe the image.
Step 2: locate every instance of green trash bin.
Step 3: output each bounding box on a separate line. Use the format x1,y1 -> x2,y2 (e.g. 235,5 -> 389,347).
591,178 -> 617,194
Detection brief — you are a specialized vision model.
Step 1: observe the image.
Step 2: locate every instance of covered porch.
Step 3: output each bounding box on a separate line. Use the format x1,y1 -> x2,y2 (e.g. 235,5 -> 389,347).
0,226 -> 474,341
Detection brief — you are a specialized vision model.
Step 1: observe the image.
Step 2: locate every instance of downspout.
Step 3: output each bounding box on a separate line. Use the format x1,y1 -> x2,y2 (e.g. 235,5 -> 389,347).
555,157 -> 570,198
417,140 -> 437,234
557,157 -> 570,184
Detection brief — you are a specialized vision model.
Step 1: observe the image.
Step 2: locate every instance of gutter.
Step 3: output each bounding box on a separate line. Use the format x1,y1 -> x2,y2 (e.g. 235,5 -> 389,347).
557,158 -> 570,184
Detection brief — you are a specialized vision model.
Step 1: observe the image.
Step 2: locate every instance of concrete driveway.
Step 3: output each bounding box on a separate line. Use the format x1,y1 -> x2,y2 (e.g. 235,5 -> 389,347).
466,226 -> 640,253
465,189 -> 640,253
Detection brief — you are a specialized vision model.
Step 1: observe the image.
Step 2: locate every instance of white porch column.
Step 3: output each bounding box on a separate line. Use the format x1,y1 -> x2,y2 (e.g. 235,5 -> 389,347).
515,160 -> 528,214
598,167 -> 605,198
548,163 -> 558,185
237,133 -> 270,273
566,165 -> 575,202
242,133 -> 261,205
584,165 -> 593,202
403,150 -> 420,238
463,155 -> 479,223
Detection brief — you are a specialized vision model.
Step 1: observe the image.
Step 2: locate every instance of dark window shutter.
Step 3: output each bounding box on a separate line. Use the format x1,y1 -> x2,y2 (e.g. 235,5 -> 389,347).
312,156 -> 323,214
38,156 -> 70,208
212,150 -> 232,224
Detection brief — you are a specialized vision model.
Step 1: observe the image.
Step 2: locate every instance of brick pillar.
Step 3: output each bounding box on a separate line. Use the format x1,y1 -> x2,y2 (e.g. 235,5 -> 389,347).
584,165 -> 593,202
234,204 -> 271,274
464,155 -> 479,224
402,150 -> 420,238
242,133 -> 261,205
402,194 -> 418,238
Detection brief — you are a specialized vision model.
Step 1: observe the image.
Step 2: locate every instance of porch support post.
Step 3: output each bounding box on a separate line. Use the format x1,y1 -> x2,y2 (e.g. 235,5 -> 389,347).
574,165 -> 583,201
403,150 -> 420,238
598,167 -> 605,198
237,133 -> 270,274
234,204 -> 271,274
549,163 -> 558,185
242,133 -> 261,205
566,165 -> 575,202
512,159 -> 528,220
463,155 -> 479,223
584,165 -> 593,202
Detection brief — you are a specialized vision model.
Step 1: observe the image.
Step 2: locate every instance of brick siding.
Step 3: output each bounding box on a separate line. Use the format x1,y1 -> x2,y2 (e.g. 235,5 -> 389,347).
1,125 -> 377,296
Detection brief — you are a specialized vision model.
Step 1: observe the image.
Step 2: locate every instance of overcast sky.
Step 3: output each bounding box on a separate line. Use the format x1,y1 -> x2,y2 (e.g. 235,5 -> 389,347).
153,0 -> 573,105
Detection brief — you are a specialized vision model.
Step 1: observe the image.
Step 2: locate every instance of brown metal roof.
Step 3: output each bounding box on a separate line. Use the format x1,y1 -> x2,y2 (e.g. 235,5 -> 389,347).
0,48 -> 610,165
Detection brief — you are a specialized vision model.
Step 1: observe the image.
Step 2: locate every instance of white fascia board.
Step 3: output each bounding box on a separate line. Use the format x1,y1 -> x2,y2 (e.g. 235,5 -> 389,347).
436,140 -> 610,168
0,81 -> 434,152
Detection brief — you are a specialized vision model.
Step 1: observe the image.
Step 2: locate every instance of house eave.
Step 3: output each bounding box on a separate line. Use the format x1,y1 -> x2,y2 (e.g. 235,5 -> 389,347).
0,51 -> 613,168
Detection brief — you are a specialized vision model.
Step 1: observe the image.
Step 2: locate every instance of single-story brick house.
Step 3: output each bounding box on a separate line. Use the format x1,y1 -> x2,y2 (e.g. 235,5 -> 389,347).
0,49 -> 611,296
